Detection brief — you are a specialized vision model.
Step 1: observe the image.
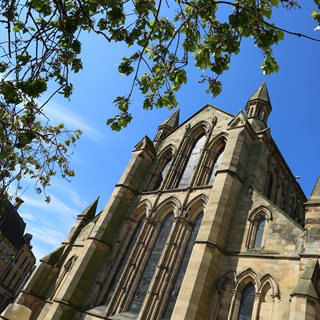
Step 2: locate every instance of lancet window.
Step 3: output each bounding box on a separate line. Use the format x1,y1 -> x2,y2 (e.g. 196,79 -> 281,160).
128,213 -> 174,314
253,216 -> 265,249
147,148 -> 173,191
178,135 -> 206,188
208,148 -> 224,185
163,212 -> 204,319
193,134 -> 226,187
246,207 -> 271,250
102,217 -> 145,306
237,283 -> 255,320
100,197 -> 208,319
216,269 -> 279,320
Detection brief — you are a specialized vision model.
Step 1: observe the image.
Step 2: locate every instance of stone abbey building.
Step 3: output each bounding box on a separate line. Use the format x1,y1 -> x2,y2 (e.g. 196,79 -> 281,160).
14,84 -> 320,319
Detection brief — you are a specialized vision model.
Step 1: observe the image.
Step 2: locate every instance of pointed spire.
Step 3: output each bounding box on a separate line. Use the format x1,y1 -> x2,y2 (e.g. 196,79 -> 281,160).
78,197 -> 99,220
154,110 -> 180,147
245,82 -> 272,131
248,82 -> 271,108
159,109 -> 180,129
309,177 -> 320,202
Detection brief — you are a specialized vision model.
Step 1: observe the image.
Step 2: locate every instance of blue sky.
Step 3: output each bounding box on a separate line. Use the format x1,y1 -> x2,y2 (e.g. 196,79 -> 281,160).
17,3 -> 320,261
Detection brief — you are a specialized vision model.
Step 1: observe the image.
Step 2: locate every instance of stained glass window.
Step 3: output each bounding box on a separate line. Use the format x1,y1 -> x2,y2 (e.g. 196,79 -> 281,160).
208,148 -> 224,185
152,158 -> 172,190
178,135 -> 206,188
129,214 -> 174,314
163,213 -> 203,319
237,283 -> 255,320
103,218 -> 144,306
253,216 -> 265,249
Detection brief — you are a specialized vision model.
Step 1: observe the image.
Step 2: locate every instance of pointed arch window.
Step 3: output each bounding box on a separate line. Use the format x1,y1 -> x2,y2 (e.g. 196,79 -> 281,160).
178,135 -> 206,188
103,218 -> 145,306
253,216 -> 265,249
247,209 -> 270,250
163,212 -> 203,319
147,147 -> 173,191
151,157 -> 172,190
237,283 -> 255,320
208,148 -> 224,185
129,213 -> 174,314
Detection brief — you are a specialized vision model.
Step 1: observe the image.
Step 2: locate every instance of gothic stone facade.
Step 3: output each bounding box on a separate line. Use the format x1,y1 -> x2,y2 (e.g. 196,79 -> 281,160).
15,84 -> 320,319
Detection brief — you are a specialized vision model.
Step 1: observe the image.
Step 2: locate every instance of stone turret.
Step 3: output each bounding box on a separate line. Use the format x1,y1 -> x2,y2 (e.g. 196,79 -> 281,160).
245,82 -> 272,131
154,110 -> 180,148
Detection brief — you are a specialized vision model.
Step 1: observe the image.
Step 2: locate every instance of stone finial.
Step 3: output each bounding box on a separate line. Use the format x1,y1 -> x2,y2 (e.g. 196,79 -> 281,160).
309,177 -> 320,203
78,197 -> 99,220
154,110 -> 180,145
133,135 -> 156,156
159,109 -> 180,129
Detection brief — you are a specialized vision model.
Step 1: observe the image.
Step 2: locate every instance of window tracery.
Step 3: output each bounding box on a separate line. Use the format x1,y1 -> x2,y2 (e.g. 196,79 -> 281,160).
163,212 -> 204,319
164,123 -> 210,189
219,269 -> 279,320
147,147 -> 173,191
100,196 -> 208,318
178,135 -> 206,188
193,134 -> 226,187
208,148 -> 224,185
102,217 -> 145,306
128,213 -> 174,314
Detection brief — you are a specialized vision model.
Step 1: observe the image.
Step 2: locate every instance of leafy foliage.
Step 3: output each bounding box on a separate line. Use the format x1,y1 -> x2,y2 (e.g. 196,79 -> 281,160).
0,0 -> 319,200
0,97 -> 81,202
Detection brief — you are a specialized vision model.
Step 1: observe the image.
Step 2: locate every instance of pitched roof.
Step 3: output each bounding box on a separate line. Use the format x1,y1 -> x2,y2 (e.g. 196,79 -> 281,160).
78,197 -> 99,220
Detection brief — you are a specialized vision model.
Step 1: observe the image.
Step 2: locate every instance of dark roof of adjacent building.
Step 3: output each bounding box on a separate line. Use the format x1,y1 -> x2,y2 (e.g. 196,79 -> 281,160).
0,202 -> 26,249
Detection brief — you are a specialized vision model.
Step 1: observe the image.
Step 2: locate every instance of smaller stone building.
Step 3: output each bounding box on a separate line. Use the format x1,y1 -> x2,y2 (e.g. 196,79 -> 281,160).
0,201 -> 36,312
